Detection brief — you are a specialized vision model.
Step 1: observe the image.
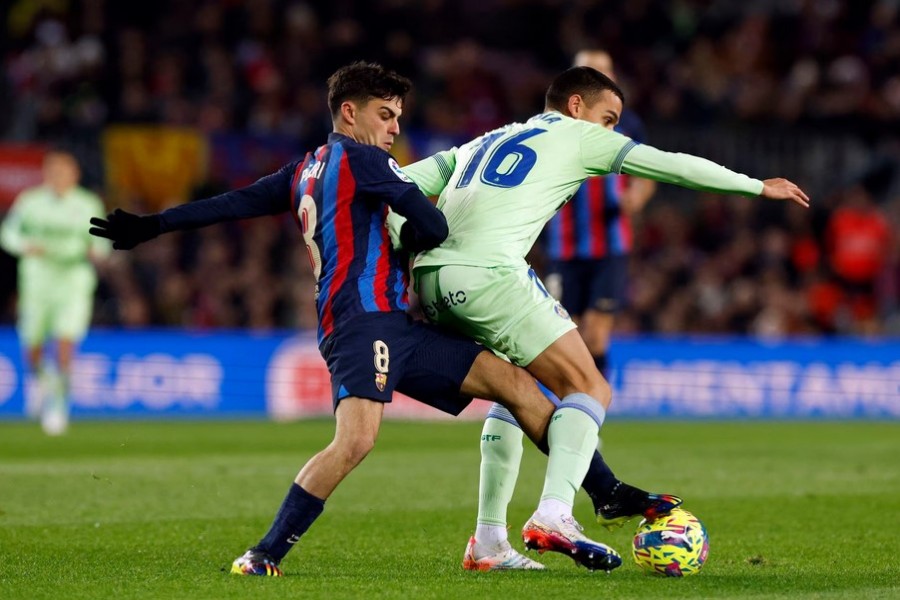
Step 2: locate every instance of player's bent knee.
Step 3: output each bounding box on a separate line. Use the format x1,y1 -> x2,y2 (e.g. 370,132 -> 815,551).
343,438 -> 376,467
330,432 -> 377,468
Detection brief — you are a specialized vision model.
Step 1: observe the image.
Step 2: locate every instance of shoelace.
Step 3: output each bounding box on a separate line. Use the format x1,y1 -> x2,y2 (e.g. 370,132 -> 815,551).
476,540 -> 540,568
560,515 -> 583,531
497,547 -> 541,568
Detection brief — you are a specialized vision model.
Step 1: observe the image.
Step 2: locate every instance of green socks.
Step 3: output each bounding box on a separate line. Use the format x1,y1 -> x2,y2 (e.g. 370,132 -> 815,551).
476,411 -> 524,527
540,393 -> 605,506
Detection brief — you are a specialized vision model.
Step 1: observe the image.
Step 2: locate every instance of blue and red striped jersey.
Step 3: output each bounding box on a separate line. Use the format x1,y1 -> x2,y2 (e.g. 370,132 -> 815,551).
159,132 -> 446,345
545,109 -> 646,260
292,134 -> 426,342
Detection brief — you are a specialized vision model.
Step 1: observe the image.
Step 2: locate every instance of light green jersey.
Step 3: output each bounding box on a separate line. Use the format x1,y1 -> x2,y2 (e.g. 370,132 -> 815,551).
408,112 -> 634,268
1,184 -> 110,295
402,111 -> 763,269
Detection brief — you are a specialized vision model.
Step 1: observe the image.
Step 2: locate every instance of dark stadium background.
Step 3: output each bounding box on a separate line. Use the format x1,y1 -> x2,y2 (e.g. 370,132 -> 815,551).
1,4 -> 898,598
1,0 -> 897,337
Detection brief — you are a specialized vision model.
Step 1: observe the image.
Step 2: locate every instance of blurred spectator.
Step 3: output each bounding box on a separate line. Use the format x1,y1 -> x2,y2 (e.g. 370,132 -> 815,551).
1,0 -> 899,336
825,185 -> 893,329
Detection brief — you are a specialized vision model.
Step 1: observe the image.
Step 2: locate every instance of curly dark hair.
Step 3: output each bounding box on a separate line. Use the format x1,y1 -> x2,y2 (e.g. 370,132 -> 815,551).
545,66 -> 624,112
326,61 -> 412,117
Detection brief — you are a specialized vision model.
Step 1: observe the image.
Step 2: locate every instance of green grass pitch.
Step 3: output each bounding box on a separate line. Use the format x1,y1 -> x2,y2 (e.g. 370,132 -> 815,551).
1,420 -> 898,599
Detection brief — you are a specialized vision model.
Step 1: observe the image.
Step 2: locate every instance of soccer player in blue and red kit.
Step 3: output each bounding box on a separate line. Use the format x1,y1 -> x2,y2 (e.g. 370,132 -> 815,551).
90,62 -> 624,575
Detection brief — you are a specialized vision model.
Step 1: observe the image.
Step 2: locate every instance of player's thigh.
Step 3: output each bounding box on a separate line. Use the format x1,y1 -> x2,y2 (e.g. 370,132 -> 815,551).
51,292 -> 94,343
320,313 -> 415,410
17,291 -> 54,348
393,319 -> 482,416
420,265 -> 576,366
526,328 -> 610,407
333,396 -> 385,450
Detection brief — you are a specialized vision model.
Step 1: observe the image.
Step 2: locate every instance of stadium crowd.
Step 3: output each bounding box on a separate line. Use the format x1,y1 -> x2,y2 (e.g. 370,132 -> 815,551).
1,0 -> 898,336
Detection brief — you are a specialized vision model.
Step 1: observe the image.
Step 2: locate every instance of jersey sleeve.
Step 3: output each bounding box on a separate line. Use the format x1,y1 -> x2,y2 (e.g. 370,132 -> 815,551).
158,160 -> 297,233
350,145 -> 448,252
0,191 -> 29,256
385,209 -> 406,250
384,146 -> 458,251
621,144 -> 764,196
579,122 -> 640,176
402,149 -> 458,197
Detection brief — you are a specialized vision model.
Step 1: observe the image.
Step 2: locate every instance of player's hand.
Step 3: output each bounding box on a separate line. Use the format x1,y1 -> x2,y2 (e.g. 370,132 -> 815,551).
89,209 -> 161,250
761,178 -> 810,208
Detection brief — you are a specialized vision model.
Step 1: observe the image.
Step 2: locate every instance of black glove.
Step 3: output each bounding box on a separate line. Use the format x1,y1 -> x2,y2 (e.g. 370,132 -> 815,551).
398,220 -> 447,254
89,209 -> 162,250
399,221 -> 417,252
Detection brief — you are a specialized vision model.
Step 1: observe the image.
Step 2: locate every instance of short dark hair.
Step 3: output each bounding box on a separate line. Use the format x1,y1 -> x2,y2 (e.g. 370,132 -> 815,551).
545,66 -> 624,112
326,61 -> 413,117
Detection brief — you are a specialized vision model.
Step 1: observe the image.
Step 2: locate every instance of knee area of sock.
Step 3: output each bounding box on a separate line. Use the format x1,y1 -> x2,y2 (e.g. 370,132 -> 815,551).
552,366 -> 609,402
556,392 -> 607,428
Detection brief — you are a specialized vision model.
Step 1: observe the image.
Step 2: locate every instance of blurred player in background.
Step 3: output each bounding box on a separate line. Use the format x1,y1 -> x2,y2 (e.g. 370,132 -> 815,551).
545,49 -> 656,377
90,62 -> 627,576
0,151 -> 110,435
398,66 -> 808,570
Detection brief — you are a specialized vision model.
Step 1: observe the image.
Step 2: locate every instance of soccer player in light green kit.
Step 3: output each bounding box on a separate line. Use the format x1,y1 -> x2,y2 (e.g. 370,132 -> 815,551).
396,67 -> 809,570
0,151 -> 110,435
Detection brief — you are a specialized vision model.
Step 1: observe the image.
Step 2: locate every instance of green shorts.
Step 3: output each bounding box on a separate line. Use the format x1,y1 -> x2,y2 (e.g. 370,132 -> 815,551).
414,264 -> 575,366
18,289 -> 93,347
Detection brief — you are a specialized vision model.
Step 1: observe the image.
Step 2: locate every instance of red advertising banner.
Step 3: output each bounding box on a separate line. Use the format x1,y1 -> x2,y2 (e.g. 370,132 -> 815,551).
0,144 -> 47,209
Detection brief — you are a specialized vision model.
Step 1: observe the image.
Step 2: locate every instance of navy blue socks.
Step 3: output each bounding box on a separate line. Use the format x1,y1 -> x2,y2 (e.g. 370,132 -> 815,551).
583,450 -> 620,508
254,483 -> 325,561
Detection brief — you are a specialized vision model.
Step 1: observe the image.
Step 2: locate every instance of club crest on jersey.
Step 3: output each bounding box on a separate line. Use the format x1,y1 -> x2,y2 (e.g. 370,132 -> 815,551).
388,158 -> 413,183
375,373 -> 388,392
554,302 -> 571,320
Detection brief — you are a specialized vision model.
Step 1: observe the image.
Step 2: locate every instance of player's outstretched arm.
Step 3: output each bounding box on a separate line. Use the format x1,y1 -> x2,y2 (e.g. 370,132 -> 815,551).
619,144 -> 810,207
89,162 -> 297,250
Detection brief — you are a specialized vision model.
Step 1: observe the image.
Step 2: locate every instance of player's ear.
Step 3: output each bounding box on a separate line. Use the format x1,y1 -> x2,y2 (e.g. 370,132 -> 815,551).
566,94 -> 583,119
340,101 -> 357,125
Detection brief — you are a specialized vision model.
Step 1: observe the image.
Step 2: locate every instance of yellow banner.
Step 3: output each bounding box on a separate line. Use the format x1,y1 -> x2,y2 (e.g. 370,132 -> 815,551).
103,126 -> 208,210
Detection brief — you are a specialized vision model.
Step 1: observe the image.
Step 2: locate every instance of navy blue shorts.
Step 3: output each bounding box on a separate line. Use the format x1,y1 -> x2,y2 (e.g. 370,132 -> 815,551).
551,256 -> 628,315
319,312 -> 483,415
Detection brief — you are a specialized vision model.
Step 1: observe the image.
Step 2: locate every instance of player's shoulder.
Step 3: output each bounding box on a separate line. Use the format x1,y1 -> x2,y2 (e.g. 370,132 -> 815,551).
526,112 -> 607,139
15,185 -> 45,203
338,137 -> 388,164
342,140 -> 413,184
